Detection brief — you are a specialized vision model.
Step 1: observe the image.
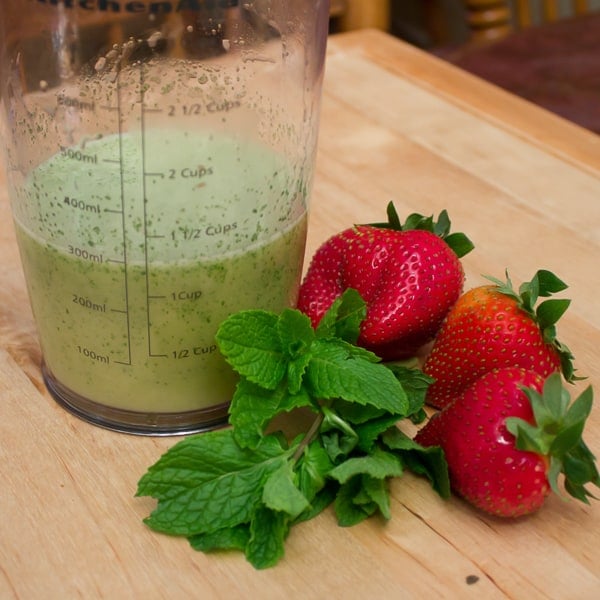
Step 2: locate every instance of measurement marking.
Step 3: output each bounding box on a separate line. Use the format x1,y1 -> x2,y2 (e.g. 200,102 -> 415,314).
140,64 -> 158,359
105,258 -> 125,265
77,346 -> 109,363
62,147 -> 98,164
149,353 -> 169,358
148,295 -> 166,299
116,64 -> 133,367
103,158 -> 121,164
111,309 -> 128,314
104,208 -> 124,214
143,107 -> 163,113
100,104 -> 119,112
147,234 -> 165,239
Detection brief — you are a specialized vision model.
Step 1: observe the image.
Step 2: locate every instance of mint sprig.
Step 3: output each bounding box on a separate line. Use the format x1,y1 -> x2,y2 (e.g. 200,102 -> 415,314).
137,290 -> 449,569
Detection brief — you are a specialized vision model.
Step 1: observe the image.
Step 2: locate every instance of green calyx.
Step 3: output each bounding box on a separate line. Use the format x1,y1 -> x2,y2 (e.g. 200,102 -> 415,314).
506,373 -> 600,504
367,201 -> 475,259
484,269 -> 578,382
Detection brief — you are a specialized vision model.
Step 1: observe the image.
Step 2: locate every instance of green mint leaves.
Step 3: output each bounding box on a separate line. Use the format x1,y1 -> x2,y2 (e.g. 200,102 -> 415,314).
137,290 -> 449,569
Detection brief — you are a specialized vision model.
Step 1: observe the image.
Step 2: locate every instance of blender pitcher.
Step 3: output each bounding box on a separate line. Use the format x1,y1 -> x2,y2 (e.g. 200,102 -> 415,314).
0,0 -> 329,435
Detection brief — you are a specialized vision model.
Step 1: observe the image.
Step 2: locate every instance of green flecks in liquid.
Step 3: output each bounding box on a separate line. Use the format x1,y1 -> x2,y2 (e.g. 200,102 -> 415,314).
14,131 -> 308,413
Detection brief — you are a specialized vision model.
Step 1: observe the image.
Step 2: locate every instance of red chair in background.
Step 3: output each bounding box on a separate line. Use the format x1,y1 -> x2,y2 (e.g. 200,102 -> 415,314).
439,0 -> 600,133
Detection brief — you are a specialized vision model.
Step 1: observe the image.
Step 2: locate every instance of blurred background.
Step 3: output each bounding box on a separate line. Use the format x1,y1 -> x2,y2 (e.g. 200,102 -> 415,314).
330,0 -> 600,47
329,1 -> 600,134
331,0 -> 470,46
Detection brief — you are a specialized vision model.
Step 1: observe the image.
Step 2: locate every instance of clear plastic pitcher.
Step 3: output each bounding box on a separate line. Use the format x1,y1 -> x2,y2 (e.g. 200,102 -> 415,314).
0,0 -> 328,435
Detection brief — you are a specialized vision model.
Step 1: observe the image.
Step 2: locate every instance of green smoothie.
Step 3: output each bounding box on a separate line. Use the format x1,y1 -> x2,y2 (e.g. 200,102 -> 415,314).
13,130 -> 308,419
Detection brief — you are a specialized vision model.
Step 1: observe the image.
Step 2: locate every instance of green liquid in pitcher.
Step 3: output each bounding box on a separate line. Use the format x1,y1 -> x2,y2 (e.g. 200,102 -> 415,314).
13,131 -> 308,415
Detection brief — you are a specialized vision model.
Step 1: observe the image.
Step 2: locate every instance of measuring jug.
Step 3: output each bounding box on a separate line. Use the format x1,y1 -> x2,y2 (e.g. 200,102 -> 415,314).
0,0 -> 328,435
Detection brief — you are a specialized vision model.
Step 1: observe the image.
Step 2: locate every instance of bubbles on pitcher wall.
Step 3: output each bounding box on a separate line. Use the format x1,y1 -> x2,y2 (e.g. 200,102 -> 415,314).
16,2 -> 307,179
147,32 -> 163,49
94,57 -> 107,73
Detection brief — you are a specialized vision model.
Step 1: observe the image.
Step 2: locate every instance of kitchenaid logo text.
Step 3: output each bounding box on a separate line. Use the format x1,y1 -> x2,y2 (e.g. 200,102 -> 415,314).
35,0 -> 240,13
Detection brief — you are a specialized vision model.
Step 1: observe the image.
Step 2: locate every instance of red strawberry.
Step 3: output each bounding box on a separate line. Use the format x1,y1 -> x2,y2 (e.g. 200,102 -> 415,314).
415,368 -> 599,517
423,270 -> 576,409
297,204 -> 473,360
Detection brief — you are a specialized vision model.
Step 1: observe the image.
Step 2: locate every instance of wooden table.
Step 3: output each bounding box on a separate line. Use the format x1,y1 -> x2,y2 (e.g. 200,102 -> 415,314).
1,30 -> 599,599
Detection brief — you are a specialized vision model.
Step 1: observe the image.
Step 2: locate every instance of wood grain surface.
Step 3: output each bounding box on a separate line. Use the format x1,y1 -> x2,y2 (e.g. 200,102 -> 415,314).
1,30 -> 599,599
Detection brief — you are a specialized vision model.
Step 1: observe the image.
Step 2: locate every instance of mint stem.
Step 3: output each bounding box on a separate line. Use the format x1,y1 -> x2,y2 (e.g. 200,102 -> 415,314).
291,401 -> 331,463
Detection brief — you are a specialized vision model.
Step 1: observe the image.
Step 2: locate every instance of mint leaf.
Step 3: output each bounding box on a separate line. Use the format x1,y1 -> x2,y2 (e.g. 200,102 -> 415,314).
296,438 -> 334,502
228,379 -> 312,449
322,430 -> 355,464
245,505 -> 289,569
137,429 -> 261,500
189,525 -> 250,554
335,477 -> 377,526
328,446 -> 403,484
315,288 -> 366,344
228,380 -> 283,449
321,407 -> 359,458
276,308 -> 315,394
387,364 -> 433,420
381,428 -> 451,498
355,417 -> 399,452
335,338 -> 382,363
277,308 -> 315,360
263,462 -> 310,519
306,339 -> 409,414
333,470 -> 395,526
216,310 -> 285,390
287,353 -> 313,395
138,431 -> 290,535
293,483 -> 338,525
361,475 -> 392,519
332,399 -> 388,425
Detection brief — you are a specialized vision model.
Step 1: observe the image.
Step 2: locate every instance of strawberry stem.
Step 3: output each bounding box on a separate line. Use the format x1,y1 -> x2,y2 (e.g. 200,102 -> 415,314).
366,202 -> 475,259
506,373 -> 600,503
484,270 -> 579,383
